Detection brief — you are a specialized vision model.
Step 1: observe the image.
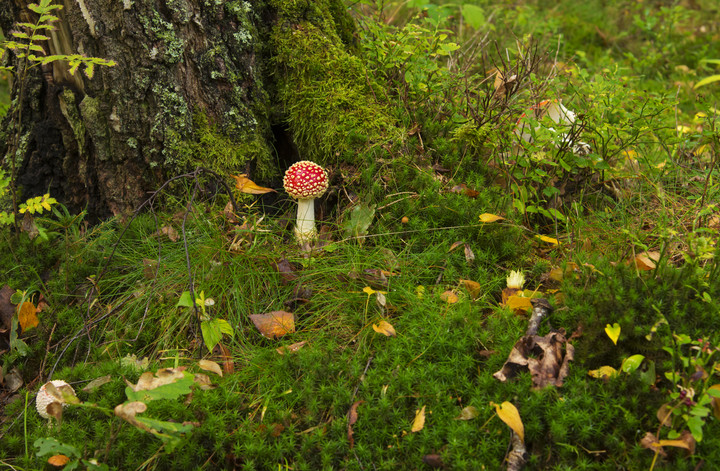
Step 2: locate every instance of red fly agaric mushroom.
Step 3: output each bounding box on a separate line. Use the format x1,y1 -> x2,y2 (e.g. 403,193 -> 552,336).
283,161 -> 329,243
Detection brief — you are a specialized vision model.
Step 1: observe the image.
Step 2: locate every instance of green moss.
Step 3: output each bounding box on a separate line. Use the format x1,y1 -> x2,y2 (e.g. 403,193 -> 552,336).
269,0 -> 401,166
166,111 -> 273,177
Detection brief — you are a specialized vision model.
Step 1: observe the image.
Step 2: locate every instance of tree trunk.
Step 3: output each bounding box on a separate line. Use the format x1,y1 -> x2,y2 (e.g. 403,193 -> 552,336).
0,0 -> 391,218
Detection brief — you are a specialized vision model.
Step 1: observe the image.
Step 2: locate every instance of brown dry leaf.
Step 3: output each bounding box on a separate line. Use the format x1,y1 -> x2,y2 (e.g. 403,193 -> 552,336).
640,432 -> 667,457
449,183 -> 479,198
114,401 -> 149,431
46,402 -> 64,422
422,454 -> 445,468
454,405 -> 479,421
249,311 -> 295,339
347,400 -> 364,448
656,404 -> 674,427
215,343 -> 235,375
159,225 -> 179,242
48,454 -> 71,467
18,301 -> 39,331
223,200 -> 241,223
231,174 -> 276,195
634,251 -> 661,271
372,320 -> 396,337
411,405 -> 426,432
276,341 -> 307,355
440,290 -> 459,304
491,401 -> 524,442
493,330 -> 574,389
464,244 -> 475,264
460,279 -> 481,299
193,373 -> 215,390
131,368 -> 186,392
198,359 -> 223,377
448,241 -> 464,252
274,258 -> 297,285
501,287 -> 522,305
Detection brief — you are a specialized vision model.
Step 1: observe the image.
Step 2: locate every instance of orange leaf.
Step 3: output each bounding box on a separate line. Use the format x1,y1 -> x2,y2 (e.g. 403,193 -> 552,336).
372,320 -> 396,337
249,311 -> 295,339
48,455 -> 71,467
634,251 -> 660,271
231,174 -> 276,195
18,301 -> 39,331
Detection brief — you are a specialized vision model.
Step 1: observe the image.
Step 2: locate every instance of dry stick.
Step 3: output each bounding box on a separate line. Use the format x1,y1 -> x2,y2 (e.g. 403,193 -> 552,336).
49,168 -> 241,378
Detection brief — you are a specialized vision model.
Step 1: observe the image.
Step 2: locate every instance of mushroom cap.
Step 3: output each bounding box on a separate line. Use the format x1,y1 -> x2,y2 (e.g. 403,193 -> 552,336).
36,379 -> 73,419
283,161 -> 329,200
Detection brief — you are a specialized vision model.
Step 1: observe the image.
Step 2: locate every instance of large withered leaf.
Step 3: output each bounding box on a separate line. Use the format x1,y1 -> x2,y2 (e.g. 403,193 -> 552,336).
493,330 -> 574,389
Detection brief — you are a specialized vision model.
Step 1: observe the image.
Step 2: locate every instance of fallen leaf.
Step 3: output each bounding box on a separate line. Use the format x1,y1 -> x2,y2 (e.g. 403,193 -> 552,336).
640,432 -> 666,457
634,251 -> 661,271
448,241 -> 464,252
588,365 -> 619,379
422,454 -> 445,468
411,405 -> 426,432
276,341 -> 307,355
460,280 -> 481,299
82,375 -> 113,393
198,359 -> 223,377
215,343 -> 235,374
709,384 -> 720,420
249,311 -> 295,339
464,244 -> 475,264
274,258 -> 297,284
535,234 -> 559,245
494,330 -> 574,389
347,400 -> 364,448
440,291 -> 459,304
454,405 -> 479,420
159,225 -> 179,242
605,323 -> 621,345
372,320 -> 396,337
505,295 -> 532,312
18,301 -> 39,331
193,373 -> 215,390
47,454 -> 71,467
491,401 -> 524,442
4,367 -> 23,392
479,213 -> 504,223
231,174 -> 276,194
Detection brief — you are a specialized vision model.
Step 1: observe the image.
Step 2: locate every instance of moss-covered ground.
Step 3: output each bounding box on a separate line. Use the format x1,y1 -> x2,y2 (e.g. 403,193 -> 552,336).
1,0 -> 720,469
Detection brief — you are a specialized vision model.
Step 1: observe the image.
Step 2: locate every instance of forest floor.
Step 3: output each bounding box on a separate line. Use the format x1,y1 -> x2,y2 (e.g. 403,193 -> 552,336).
2,1 -> 720,470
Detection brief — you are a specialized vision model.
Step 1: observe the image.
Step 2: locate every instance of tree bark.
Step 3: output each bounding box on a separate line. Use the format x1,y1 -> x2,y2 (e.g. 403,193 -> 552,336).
1,0 -> 380,218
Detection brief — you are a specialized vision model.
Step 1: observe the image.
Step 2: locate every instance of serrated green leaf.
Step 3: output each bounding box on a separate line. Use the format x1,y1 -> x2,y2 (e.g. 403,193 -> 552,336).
34,438 -> 81,458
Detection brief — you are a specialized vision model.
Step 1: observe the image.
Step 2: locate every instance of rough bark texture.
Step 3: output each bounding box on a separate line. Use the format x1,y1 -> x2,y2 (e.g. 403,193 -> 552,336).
1,0 -> 380,218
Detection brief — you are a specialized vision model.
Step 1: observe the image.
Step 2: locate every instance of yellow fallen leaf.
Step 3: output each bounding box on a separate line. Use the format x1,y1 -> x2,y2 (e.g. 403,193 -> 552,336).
460,279 -> 482,299
411,405 -> 426,432
535,235 -> 559,245
657,439 -> 694,450
505,295 -> 532,312
479,213 -> 504,223
454,405 -> 479,420
440,290 -> 459,304
198,359 -> 223,377
363,286 -> 376,295
231,174 -> 276,195
18,301 -> 39,331
491,401 -> 524,442
605,323 -> 621,345
372,320 -> 396,337
588,365 -> 619,379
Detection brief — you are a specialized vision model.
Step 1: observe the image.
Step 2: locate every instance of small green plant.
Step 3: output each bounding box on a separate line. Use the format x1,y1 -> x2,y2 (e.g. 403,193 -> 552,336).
177,290 -> 234,353
694,59 -> 720,89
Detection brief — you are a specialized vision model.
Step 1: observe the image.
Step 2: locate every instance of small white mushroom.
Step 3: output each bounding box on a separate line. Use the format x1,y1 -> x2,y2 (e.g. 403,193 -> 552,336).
36,380 -> 74,419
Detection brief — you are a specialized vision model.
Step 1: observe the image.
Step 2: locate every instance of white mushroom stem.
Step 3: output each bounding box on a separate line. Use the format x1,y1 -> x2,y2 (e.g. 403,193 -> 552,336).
294,198 -> 317,242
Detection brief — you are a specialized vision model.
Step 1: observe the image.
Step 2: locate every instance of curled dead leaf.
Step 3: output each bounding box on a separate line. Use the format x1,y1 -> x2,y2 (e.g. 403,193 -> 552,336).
231,174 -> 276,195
